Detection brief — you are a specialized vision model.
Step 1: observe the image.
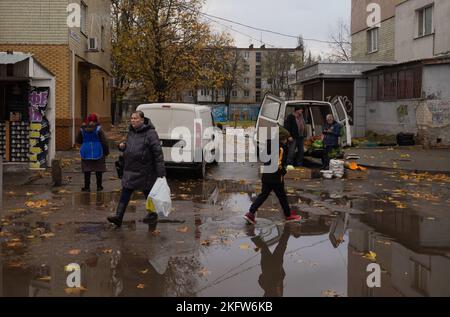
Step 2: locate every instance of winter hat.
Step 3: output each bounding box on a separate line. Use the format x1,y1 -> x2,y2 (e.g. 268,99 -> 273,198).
86,113 -> 98,124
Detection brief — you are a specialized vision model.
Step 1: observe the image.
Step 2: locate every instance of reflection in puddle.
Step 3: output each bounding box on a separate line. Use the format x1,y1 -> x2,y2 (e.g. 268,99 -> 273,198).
1,174 -> 449,297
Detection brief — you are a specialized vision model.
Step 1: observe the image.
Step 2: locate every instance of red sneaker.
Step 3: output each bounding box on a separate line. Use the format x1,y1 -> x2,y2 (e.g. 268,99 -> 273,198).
286,210 -> 302,222
244,212 -> 257,225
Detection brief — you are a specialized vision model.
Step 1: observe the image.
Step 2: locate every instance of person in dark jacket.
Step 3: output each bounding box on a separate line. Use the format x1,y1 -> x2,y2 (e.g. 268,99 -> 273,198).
244,126 -> 301,225
322,114 -> 341,170
107,111 -> 166,228
284,106 -> 307,167
76,113 -> 109,192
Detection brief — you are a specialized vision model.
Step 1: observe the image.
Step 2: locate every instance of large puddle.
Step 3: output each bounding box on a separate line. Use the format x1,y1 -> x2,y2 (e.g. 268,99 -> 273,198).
1,171 -> 449,297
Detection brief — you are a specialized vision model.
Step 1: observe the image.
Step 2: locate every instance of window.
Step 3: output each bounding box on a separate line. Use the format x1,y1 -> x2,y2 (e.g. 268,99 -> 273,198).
244,90 -> 250,97
418,6 -> 433,37
256,52 -> 261,63
244,64 -> 250,72
244,51 -> 250,60
256,91 -> 261,102
101,26 -> 105,51
367,28 -> 378,53
255,78 -> 261,89
188,91 -> 193,97
260,100 -> 280,119
244,77 -> 250,84
232,90 -> 238,97
102,77 -> 105,101
256,65 -> 261,77
80,2 -> 87,35
367,67 -> 422,101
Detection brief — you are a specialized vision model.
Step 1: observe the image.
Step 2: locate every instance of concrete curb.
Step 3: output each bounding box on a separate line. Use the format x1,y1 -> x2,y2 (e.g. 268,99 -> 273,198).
357,163 -> 450,175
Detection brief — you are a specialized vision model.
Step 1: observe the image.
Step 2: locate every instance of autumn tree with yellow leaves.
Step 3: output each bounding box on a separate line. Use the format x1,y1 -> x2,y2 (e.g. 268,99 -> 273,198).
111,0 -> 242,108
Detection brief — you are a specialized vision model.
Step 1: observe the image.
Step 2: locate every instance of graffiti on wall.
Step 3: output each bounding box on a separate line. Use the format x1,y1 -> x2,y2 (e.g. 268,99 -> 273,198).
428,101 -> 450,125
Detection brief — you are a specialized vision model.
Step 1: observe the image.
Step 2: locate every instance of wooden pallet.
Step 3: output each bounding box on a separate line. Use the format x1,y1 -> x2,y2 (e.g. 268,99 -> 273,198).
284,167 -> 312,180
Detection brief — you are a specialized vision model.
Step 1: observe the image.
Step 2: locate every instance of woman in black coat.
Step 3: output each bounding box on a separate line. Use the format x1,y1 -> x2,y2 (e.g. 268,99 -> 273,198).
108,111 -> 166,227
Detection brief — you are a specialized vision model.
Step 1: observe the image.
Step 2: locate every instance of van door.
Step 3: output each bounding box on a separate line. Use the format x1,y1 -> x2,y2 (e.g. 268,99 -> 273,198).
255,94 -> 284,147
333,97 -> 352,147
141,107 -> 175,162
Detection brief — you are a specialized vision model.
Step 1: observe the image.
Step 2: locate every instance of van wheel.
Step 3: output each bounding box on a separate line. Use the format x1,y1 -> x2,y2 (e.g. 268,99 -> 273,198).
194,160 -> 206,179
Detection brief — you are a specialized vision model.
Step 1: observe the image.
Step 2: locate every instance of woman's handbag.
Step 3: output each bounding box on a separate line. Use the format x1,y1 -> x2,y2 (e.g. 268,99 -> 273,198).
115,155 -> 125,179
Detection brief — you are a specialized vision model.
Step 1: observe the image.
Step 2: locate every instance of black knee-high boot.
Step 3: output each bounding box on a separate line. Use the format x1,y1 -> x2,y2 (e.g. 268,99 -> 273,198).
82,172 -> 91,192
96,172 -> 103,191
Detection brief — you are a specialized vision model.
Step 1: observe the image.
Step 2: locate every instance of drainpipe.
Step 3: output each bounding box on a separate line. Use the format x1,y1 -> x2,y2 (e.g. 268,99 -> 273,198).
71,50 -> 76,146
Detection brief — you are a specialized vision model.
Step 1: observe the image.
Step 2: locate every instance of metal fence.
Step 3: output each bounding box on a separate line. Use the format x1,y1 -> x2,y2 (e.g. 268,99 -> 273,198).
210,104 -> 261,122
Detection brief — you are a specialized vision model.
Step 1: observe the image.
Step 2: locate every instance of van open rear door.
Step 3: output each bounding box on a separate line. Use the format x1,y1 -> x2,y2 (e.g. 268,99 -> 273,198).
334,97 -> 352,147
255,94 -> 284,148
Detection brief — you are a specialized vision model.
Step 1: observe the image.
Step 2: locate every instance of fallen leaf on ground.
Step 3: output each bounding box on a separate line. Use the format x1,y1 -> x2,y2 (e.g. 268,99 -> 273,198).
64,287 -> 88,295
239,243 -> 250,250
136,284 -> 145,289
363,251 -> 377,261
40,233 -> 55,238
176,226 -> 189,233
6,241 -> 23,248
198,268 -> 211,277
201,240 -> 210,246
140,269 -> 149,274
102,249 -> 113,254
68,249 -> 81,255
151,230 -> 161,236
322,289 -> 342,297
37,276 -> 51,282
25,200 -> 49,209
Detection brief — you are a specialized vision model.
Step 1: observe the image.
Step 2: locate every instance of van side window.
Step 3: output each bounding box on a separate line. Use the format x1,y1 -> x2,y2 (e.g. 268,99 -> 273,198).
261,101 -> 281,120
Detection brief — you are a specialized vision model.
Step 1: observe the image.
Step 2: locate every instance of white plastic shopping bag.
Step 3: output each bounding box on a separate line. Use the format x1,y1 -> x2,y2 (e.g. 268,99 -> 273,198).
146,177 -> 172,217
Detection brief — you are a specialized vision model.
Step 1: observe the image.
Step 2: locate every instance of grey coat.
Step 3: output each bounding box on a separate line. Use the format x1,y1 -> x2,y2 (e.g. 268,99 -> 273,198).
120,118 -> 166,190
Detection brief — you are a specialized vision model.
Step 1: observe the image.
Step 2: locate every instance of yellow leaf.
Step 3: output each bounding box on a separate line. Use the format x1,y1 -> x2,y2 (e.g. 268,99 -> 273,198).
64,287 -> 88,295
40,233 -> 55,238
363,251 -> 377,261
137,284 -> 145,289
102,249 -> 113,254
200,240 -> 210,246
37,276 -> 51,282
239,243 -> 250,250
176,226 -> 189,233
68,249 -> 81,255
140,269 -> 149,274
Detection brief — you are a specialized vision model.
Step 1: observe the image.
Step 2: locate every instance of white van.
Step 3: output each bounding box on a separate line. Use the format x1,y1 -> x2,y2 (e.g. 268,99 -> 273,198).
254,94 -> 352,157
136,103 -> 218,178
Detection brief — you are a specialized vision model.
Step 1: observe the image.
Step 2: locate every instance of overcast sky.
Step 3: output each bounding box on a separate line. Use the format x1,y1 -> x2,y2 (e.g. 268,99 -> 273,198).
203,0 -> 351,58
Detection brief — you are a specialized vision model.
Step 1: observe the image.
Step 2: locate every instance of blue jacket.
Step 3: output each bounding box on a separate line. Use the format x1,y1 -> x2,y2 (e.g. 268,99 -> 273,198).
79,125 -> 104,160
322,121 -> 341,147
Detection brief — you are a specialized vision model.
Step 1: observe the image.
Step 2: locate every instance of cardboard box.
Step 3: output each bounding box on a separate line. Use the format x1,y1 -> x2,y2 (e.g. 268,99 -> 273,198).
285,167 -> 312,180
345,169 -> 368,180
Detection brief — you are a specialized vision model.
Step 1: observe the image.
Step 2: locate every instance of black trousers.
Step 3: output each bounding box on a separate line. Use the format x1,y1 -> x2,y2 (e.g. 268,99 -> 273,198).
322,145 -> 338,169
84,172 -> 103,188
249,182 -> 291,217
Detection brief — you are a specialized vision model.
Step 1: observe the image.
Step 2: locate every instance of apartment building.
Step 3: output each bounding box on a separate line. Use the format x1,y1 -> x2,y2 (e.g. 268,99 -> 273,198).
0,0 -> 112,151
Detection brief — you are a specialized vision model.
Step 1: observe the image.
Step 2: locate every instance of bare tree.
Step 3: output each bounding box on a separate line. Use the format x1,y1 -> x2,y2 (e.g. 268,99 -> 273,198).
262,50 -> 302,97
328,18 -> 352,62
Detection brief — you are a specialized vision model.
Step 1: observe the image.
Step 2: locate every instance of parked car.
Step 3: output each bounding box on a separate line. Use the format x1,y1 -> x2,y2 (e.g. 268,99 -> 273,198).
254,94 -> 352,158
136,103 -> 218,178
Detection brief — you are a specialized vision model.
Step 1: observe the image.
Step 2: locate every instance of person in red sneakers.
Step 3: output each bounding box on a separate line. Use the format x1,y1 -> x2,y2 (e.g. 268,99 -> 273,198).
244,126 -> 302,225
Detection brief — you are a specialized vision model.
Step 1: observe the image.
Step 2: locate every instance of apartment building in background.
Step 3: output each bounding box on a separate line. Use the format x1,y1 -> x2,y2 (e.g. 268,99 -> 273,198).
185,45 -> 303,106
